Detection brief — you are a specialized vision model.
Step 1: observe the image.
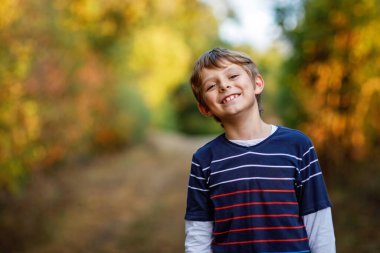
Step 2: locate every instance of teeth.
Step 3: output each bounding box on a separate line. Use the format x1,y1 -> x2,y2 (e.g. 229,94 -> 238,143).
223,94 -> 239,104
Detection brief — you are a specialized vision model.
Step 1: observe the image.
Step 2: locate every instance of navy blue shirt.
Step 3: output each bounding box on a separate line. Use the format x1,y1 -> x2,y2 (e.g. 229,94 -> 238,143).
185,126 -> 331,253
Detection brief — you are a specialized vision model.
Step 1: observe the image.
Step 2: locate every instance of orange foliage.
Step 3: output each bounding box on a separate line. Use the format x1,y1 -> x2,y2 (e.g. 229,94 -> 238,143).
284,0 -> 380,161
0,0 -> 220,192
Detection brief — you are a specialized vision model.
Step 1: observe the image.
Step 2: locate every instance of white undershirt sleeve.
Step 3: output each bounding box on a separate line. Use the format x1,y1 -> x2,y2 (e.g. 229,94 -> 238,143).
303,207 -> 336,253
185,220 -> 213,253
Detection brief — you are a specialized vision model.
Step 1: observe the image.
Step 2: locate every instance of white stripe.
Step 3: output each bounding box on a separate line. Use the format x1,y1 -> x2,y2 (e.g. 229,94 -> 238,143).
191,161 -> 209,171
210,164 -> 296,176
211,152 -> 250,163
303,146 -> 315,157
210,177 -> 295,188
192,161 -> 200,167
188,185 -> 209,192
300,159 -> 319,172
211,151 -> 302,164
190,174 -> 206,180
301,172 -> 322,184
202,166 -> 210,171
258,152 -> 302,160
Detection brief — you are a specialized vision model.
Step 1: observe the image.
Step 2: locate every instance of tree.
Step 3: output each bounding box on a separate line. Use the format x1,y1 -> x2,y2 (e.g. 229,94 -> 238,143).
0,0 -> 222,192
275,0 -> 380,162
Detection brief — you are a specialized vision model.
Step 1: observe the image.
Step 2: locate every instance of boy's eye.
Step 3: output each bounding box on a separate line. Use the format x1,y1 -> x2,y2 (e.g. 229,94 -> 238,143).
206,83 -> 216,91
230,74 -> 239,79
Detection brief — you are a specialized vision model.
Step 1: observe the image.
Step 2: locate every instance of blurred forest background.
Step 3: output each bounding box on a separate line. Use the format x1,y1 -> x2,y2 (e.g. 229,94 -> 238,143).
1,0 -> 379,252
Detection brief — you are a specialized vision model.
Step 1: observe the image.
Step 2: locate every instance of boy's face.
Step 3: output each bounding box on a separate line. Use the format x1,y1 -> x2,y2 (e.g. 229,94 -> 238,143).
198,61 -> 264,121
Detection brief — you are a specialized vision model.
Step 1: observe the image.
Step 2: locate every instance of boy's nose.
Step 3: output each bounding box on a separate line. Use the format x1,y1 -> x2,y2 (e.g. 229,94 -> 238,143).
219,82 -> 231,92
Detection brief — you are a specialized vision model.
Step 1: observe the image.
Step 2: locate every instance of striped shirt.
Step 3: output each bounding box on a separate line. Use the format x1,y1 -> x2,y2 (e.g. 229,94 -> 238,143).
185,126 -> 331,253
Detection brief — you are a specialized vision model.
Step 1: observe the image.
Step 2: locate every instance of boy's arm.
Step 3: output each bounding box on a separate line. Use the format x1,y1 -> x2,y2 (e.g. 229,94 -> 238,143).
302,207 -> 336,253
296,136 -> 335,252
185,220 -> 213,253
185,154 -> 214,252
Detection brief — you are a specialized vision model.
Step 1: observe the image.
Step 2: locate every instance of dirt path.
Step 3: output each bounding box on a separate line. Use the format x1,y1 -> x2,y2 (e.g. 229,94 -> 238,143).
26,131 -> 212,253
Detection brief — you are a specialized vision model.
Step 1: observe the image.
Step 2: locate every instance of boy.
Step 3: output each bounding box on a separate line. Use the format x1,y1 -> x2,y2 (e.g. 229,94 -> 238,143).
184,48 -> 335,253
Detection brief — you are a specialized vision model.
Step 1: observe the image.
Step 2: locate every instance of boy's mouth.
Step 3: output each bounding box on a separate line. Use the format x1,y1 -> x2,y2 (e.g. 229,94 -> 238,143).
221,94 -> 240,104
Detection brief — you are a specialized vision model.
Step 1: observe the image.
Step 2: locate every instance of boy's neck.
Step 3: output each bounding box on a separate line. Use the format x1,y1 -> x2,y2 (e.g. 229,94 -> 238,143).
223,113 -> 271,140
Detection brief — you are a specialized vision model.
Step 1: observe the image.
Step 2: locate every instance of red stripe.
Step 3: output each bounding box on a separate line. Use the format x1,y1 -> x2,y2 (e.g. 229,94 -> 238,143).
215,201 -> 298,211
213,225 -> 305,235
215,237 -> 309,246
215,214 -> 299,223
211,189 -> 295,199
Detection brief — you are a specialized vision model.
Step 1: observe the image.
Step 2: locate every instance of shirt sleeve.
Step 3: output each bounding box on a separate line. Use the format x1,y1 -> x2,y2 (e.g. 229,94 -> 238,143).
303,207 -> 336,253
185,220 -> 213,253
185,155 -> 214,221
297,142 -> 332,215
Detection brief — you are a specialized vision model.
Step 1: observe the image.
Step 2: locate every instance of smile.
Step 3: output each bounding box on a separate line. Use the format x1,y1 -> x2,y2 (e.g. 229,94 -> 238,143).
221,94 -> 240,104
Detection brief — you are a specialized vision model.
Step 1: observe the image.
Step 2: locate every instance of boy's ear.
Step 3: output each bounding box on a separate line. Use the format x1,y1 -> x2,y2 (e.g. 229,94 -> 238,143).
254,75 -> 265,94
198,103 -> 214,117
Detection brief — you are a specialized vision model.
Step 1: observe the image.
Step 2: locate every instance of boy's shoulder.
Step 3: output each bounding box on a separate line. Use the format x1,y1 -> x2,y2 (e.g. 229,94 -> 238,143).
276,126 -> 314,147
193,134 -> 225,157
191,126 -> 315,159
195,134 -> 224,154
